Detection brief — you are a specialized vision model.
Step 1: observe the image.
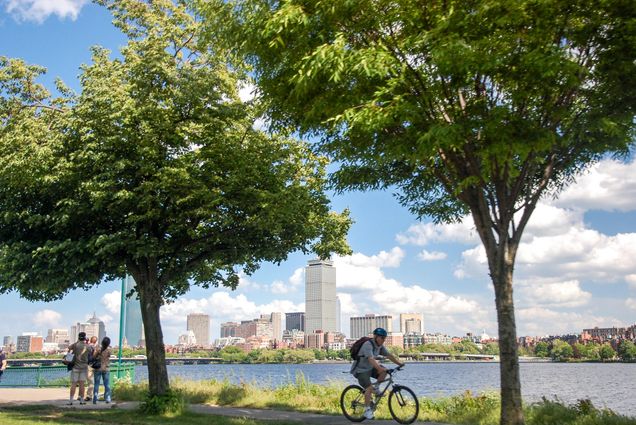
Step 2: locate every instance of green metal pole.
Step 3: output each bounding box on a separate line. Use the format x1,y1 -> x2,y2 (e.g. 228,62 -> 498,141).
118,276 -> 126,379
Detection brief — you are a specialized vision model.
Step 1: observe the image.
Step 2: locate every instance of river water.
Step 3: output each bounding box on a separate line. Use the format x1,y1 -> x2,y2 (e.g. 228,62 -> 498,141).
133,362 -> 635,417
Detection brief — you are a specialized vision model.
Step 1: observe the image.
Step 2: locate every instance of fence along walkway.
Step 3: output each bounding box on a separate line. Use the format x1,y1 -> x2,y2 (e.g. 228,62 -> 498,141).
0,363 -> 135,387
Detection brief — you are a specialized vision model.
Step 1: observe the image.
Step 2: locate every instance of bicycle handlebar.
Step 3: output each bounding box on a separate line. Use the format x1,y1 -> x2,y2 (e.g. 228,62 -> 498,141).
388,365 -> 405,374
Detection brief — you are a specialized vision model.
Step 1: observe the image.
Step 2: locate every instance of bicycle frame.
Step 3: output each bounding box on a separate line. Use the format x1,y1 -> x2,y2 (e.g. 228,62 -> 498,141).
370,366 -> 399,406
340,365 -> 419,424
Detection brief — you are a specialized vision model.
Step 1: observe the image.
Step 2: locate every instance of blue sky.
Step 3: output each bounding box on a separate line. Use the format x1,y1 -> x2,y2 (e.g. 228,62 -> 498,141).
1,1 -> 635,345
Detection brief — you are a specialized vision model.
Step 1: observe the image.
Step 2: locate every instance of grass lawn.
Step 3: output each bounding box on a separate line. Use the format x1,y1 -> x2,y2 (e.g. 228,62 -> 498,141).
0,405 -> 301,425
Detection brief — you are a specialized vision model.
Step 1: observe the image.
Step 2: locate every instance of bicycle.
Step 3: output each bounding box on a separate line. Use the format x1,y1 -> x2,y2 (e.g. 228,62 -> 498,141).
340,365 -> 419,424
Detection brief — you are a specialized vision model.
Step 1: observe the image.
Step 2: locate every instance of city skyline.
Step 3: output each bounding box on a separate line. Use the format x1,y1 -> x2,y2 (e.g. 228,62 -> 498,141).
0,2 -> 635,344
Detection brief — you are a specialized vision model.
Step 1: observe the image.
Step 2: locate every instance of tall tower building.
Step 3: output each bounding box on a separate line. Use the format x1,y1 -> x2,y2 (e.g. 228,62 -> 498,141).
87,313 -> 107,342
187,313 -> 210,346
400,313 -> 424,335
285,312 -> 305,332
336,296 -> 341,333
305,259 -> 337,334
270,312 -> 283,342
124,275 -> 144,347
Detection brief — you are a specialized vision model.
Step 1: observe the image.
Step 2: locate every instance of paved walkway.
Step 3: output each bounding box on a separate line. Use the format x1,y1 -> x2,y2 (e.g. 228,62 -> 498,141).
0,388 -> 450,425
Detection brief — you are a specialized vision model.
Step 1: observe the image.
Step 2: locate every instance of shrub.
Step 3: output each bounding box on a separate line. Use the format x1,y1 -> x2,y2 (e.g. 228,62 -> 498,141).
139,389 -> 185,415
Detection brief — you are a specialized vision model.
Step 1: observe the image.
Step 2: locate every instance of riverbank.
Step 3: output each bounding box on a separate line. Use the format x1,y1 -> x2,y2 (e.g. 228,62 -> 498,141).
0,388 -> 449,425
109,376 -> 636,425
3,386 -> 634,425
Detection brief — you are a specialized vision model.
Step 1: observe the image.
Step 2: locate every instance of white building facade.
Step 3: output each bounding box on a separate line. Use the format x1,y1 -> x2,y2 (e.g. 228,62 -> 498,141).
304,259 -> 337,334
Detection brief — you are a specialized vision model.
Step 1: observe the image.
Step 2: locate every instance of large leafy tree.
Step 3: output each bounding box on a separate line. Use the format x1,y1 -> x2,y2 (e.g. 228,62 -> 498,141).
0,0 -> 350,397
199,0 -> 636,423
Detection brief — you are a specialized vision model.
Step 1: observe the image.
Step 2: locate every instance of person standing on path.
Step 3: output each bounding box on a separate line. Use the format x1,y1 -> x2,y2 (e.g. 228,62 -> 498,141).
92,337 -> 112,404
0,347 -> 7,383
67,332 -> 90,405
85,336 -> 98,401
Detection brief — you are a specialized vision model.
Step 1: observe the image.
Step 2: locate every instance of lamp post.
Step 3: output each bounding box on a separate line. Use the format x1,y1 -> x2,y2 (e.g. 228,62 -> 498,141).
117,276 -> 126,378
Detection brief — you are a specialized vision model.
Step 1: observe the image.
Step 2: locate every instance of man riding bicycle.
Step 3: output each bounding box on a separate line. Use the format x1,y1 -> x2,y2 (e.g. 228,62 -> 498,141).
350,327 -> 405,420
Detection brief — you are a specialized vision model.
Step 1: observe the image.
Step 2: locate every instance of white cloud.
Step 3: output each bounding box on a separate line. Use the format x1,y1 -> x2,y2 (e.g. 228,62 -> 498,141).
396,219 -> 478,246
269,267 -> 304,294
346,247 -> 405,268
160,291 -> 303,326
517,307 -> 623,336
32,309 -> 62,328
626,275 -> 636,290
4,0 -> 88,23
554,159 -> 636,212
626,298 -> 636,310
454,203 -> 636,284
101,291 -> 121,315
516,280 -> 592,308
417,249 -> 447,261
336,292 -> 357,315
238,81 -> 257,103
333,249 -> 494,335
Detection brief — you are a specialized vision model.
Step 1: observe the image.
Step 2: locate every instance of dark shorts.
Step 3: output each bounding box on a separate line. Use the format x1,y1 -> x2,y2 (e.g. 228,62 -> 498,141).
355,368 -> 380,388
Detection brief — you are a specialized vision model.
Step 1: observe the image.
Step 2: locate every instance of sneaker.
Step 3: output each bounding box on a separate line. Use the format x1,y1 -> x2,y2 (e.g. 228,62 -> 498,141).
84,396 -> 91,401
66,401 -> 73,406
363,407 -> 375,420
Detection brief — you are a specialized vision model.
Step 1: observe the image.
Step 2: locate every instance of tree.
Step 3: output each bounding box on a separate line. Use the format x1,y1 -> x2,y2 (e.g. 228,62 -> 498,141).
220,346 -> 248,363
598,343 -> 616,361
550,339 -> 573,361
200,1 -> 636,423
0,0 -> 350,398
534,342 -> 549,358
483,342 -> 500,356
617,340 -> 636,362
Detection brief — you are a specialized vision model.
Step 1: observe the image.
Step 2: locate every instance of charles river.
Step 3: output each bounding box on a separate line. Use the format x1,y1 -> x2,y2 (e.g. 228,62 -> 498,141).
134,362 -> 635,417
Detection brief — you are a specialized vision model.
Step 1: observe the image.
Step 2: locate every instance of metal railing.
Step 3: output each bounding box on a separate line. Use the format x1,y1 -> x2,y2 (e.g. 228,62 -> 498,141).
0,363 -> 136,387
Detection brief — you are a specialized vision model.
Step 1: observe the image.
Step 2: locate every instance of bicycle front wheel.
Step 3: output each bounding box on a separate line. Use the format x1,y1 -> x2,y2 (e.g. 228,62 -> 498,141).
388,385 -> 419,424
340,384 -> 366,422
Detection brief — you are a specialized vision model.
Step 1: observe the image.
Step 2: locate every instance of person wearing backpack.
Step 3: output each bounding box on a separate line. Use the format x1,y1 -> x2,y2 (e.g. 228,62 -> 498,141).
67,332 -> 90,405
92,337 -> 113,404
349,327 -> 404,420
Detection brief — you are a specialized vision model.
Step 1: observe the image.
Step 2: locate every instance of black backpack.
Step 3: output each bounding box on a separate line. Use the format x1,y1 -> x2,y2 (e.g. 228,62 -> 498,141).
350,336 -> 372,361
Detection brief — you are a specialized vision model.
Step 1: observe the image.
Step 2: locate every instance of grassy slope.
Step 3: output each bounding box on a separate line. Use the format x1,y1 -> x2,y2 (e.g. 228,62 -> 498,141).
113,376 -> 636,425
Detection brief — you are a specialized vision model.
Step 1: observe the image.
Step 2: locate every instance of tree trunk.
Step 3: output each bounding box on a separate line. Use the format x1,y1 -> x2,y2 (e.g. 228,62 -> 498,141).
492,253 -> 524,425
135,274 -> 169,396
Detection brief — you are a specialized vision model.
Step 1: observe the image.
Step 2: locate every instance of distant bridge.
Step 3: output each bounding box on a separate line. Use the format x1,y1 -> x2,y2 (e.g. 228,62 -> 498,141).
399,352 -> 498,361
7,357 -> 224,367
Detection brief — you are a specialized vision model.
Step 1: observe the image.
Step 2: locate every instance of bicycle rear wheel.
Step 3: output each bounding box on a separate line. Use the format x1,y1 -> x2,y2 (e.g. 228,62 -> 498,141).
340,384 -> 366,422
388,385 -> 419,424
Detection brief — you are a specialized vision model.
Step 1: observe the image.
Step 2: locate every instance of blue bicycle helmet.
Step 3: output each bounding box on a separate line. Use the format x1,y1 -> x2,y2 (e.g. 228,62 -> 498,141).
373,327 -> 388,337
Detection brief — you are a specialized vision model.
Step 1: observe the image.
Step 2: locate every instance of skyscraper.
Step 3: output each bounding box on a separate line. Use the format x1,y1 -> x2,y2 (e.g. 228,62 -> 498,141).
305,259 -> 337,334
400,313 -> 424,335
285,312 -> 305,332
87,313 -> 107,342
187,313 -> 210,346
336,296 -> 341,333
270,312 -> 283,342
124,275 -> 144,347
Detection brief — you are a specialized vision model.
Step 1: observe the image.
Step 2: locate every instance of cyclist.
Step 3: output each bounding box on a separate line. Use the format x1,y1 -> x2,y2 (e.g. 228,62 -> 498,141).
350,327 -> 404,420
